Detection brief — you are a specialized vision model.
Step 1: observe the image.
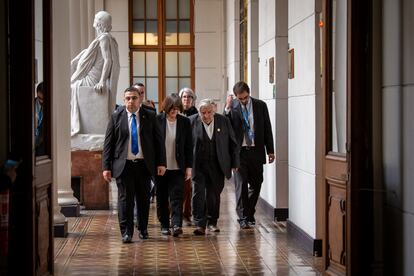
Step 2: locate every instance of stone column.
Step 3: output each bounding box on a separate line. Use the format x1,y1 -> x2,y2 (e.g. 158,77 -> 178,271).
274,0 -> 289,220
53,0 -> 79,222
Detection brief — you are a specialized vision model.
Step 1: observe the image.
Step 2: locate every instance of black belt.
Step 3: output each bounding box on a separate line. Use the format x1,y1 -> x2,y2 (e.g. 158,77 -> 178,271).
241,146 -> 255,151
126,159 -> 144,163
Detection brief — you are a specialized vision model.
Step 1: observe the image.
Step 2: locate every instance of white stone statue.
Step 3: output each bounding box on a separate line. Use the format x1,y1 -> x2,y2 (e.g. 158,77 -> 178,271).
70,11 -> 120,150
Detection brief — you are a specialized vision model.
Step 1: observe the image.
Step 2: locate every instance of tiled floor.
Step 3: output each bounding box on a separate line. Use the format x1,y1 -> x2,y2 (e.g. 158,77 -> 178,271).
54,183 -> 323,275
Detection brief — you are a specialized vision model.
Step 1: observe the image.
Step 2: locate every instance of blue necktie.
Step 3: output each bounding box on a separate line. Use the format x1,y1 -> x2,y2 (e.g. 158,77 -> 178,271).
131,114 -> 139,155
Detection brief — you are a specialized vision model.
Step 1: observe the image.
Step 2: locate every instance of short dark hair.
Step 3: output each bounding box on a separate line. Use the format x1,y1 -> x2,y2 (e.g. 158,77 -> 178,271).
133,82 -> 145,88
124,86 -> 140,94
161,93 -> 183,113
143,99 -> 155,109
36,82 -> 44,94
233,81 -> 250,95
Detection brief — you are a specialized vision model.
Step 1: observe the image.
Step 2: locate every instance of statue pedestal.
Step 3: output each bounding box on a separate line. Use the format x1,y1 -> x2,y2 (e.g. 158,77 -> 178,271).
71,150 -> 109,210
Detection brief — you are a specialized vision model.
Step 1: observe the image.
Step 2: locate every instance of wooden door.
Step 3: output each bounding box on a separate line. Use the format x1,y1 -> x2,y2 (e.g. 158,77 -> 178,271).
7,0 -> 54,274
321,0 -> 374,275
322,0 -> 349,274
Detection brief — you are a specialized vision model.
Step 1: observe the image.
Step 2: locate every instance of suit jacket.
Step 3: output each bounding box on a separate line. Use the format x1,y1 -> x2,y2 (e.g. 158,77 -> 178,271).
156,113 -> 193,173
225,97 -> 274,164
102,105 -> 166,178
190,113 -> 239,179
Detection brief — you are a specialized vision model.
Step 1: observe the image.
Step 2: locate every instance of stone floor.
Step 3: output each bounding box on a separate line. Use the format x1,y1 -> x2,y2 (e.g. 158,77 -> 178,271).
54,183 -> 323,275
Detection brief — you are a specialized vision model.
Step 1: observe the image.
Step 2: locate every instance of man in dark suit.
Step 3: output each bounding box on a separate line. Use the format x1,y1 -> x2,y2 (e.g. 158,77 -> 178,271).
190,99 -> 239,235
103,86 -> 166,243
225,81 -> 275,229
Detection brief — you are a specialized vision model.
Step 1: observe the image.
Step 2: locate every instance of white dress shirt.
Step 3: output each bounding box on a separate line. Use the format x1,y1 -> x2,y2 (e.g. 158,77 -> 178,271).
202,119 -> 215,140
165,119 -> 179,170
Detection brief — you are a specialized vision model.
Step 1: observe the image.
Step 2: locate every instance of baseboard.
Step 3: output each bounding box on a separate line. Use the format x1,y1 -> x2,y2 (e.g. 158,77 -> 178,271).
257,197 -> 288,222
287,220 -> 322,257
54,220 -> 68,238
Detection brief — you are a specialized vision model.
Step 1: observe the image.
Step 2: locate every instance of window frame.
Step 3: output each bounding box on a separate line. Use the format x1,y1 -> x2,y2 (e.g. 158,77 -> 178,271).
129,0 -> 195,105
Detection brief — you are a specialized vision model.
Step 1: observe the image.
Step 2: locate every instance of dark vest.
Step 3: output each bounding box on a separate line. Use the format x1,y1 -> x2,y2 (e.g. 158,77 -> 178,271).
199,126 -> 217,162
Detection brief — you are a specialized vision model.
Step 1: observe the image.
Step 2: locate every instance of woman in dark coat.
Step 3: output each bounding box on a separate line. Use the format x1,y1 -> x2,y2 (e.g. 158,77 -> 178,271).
155,93 -> 193,237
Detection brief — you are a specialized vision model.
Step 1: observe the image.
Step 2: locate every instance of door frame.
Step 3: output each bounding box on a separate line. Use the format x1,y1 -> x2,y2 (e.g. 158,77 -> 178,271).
7,0 -> 54,274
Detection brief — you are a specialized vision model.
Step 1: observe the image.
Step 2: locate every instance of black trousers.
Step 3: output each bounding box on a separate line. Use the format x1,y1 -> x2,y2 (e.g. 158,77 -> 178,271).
116,160 -> 151,237
192,161 -> 224,228
155,169 -> 184,228
234,148 -> 263,222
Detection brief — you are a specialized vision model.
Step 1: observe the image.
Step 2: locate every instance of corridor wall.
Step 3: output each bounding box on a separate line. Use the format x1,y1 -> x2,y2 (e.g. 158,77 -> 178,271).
287,0 -> 319,238
382,0 -> 414,274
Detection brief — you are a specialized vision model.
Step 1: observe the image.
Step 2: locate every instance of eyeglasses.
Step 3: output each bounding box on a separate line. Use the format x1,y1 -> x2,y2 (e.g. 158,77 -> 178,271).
125,96 -> 138,101
182,95 -> 193,99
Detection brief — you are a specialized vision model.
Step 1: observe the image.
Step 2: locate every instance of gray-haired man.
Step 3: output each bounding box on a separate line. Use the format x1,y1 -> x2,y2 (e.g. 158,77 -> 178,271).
189,99 -> 239,235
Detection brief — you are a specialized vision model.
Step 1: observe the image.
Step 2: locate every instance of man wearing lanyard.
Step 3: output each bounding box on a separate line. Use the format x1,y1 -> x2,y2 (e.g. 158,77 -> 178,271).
103,86 -> 166,242
225,81 -> 275,229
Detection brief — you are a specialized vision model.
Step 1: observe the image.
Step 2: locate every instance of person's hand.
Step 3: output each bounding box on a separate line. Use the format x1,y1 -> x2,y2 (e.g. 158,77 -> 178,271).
157,166 -> 166,176
231,168 -> 238,173
268,153 -> 275,164
225,95 -> 233,110
185,168 -> 192,180
94,81 -> 106,93
103,170 -> 112,182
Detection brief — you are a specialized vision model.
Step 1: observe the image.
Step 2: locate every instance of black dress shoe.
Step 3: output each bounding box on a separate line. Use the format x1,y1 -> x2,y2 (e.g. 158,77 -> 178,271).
239,220 -> 251,229
193,227 -> 205,235
172,226 -> 183,237
122,234 -> 132,243
139,230 -> 149,239
207,225 -> 220,232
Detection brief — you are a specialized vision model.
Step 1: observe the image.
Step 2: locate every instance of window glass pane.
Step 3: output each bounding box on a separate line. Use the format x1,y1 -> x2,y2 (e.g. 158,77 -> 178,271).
165,21 -> 178,45
179,52 -> 190,76
132,21 -> 145,45
179,21 -> 190,45
133,77 -> 145,86
166,0 -> 177,19
146,52 -> 158,76
146,77 -> 158,103
166,78 -> 178,94
146,0 -> 158,19
179,0 -> 190,19
133,0 -> 145,19
132,52 -> 145,76
331,0 -> 347,153
179,78 -> 191,90
165,52 -> 178,76
146,21 -> 158,45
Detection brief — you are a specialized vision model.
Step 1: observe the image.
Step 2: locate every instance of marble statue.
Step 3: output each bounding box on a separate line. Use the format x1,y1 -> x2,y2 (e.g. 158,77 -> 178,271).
70,11 -> 120,149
